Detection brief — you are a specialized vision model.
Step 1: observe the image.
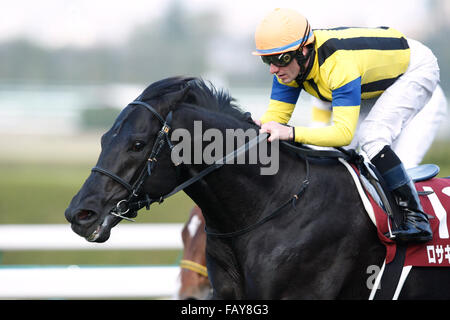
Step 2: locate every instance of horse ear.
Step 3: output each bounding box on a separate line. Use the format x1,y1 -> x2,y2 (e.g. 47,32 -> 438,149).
160,85 -> 191,109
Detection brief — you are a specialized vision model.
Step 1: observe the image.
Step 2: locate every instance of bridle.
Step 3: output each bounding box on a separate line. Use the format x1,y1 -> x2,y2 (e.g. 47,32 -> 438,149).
91,99 -> 268,223
91,98 -> 350,237
91,100 -> 175,222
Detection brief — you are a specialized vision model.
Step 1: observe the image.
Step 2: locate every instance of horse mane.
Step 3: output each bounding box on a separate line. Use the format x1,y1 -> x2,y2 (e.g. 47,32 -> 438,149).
139,76 -> 253,123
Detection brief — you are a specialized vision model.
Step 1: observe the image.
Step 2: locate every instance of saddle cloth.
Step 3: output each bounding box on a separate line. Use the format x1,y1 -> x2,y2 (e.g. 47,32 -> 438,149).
340,159 -> 450,267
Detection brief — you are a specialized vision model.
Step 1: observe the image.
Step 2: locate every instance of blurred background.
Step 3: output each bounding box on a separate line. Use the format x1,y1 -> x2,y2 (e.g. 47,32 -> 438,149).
0,0 -> 449,298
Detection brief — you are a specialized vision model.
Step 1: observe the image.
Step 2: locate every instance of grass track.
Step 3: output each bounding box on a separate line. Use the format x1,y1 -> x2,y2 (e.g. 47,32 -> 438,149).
0,134 -> 448,265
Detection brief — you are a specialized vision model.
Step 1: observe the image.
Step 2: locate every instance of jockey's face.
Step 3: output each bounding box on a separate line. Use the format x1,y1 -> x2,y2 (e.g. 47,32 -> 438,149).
269,59 -> 300,84
269,46 -> 309,84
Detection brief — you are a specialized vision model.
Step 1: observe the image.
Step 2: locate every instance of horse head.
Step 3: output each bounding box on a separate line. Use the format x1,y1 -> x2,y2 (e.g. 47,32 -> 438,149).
65,76 -> 255,242
176,206 -> 211,300
65,77 -> 193,242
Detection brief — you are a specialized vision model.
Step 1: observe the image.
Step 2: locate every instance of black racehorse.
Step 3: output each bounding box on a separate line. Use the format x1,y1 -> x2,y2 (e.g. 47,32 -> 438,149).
65,76 -> 450,299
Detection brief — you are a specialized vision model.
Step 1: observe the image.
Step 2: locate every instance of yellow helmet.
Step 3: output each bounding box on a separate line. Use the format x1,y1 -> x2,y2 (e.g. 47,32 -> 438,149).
253,8 -> 314,56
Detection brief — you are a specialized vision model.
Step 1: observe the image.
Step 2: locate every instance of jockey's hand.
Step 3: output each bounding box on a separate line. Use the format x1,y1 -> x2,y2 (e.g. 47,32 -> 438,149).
260,121 -> 294,142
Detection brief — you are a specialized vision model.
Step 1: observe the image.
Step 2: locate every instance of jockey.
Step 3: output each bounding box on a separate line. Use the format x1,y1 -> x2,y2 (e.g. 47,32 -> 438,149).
254,8 -> 447,243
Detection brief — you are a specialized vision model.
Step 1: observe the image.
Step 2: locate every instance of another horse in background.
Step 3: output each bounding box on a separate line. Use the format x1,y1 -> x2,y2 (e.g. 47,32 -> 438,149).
175,206 -> 211,300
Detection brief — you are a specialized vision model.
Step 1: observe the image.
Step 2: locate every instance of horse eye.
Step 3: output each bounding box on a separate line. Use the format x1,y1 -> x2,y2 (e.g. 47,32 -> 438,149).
131,140 -> 146,152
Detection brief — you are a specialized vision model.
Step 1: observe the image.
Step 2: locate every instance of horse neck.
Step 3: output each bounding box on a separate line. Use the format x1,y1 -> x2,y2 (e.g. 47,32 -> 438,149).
174,108 -> 307,233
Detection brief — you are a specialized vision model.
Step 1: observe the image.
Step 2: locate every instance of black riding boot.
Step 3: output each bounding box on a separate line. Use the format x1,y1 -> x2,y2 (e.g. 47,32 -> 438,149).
371,146 -> 433,243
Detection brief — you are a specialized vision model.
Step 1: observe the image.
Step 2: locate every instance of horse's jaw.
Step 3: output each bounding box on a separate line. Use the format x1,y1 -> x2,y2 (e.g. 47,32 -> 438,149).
69,212 -> 120,243
85,217 -> 111,242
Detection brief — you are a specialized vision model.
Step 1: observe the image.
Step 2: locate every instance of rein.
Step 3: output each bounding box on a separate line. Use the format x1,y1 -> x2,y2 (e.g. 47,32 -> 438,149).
204,151 -> 310,238
92,99 -> 352,238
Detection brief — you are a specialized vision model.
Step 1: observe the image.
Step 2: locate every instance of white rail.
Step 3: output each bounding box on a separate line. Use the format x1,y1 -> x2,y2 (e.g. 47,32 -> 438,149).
0,265 -> 180,299
0,224 -> 184,299
0,223 -> 183,250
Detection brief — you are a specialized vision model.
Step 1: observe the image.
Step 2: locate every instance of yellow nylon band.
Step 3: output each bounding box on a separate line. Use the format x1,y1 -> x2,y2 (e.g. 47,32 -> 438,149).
180,259 -> 208,277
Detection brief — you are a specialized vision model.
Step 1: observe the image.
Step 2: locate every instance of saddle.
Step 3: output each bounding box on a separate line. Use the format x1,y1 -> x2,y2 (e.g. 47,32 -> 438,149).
345,160 -> 450,299
281,142 -> 450,299
282,143 -> 450,300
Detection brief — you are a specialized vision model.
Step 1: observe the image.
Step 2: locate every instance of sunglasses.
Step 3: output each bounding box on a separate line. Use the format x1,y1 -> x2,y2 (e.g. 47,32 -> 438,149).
261,51 -> 297,67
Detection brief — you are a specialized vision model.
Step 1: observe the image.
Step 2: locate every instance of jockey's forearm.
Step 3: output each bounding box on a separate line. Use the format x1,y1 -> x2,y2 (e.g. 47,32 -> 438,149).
294,106 -> 360,147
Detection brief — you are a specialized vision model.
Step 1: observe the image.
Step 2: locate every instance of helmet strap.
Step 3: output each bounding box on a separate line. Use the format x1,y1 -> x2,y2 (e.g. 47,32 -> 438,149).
295,43 -> 315,85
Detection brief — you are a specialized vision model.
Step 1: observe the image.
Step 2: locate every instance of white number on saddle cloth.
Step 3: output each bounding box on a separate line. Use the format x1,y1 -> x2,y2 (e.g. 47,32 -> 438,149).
423,186 -> 449,239
443,187 -> 450,197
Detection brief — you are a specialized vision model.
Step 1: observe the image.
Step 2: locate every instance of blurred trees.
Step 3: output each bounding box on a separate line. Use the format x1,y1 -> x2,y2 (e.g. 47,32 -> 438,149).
0,1 -> 448,94
0,2 -> 225,85
119,1 -> 217,83
424,0 -> 450,95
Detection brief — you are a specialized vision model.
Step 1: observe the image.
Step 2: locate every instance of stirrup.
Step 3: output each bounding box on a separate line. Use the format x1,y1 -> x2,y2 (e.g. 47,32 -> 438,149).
388,216 -> 432,243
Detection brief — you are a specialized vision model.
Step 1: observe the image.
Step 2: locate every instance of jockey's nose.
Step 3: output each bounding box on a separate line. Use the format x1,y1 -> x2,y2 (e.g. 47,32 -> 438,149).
270,63 -> 280,74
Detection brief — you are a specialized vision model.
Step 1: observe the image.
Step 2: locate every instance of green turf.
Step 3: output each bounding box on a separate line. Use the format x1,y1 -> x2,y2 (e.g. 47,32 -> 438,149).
0,250 -> 182,265
0,138 -> 448,265
0,161 -> 195,224
422,140 -> 450,177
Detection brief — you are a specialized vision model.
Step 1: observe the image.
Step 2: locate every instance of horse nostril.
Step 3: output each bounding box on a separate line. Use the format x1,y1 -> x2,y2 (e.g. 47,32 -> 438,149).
76,210 -> 96,222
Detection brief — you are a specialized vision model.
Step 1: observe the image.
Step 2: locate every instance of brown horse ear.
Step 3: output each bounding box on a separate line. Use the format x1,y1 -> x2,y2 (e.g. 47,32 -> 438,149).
160,85 -> 191,110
